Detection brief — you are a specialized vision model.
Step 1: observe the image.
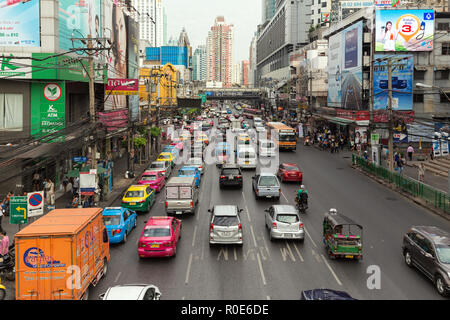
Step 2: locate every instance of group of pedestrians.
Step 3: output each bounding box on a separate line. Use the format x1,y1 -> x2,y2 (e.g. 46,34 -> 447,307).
306,127 -> 348,154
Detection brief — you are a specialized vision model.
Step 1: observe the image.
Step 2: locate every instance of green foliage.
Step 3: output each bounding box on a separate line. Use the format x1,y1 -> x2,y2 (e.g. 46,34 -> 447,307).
137,126 -> 149,136
133,136 -> 147,147
150,127 -> 161,137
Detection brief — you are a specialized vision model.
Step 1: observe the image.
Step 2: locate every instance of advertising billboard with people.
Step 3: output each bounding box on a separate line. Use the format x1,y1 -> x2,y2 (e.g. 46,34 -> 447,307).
375,9 -> 434,52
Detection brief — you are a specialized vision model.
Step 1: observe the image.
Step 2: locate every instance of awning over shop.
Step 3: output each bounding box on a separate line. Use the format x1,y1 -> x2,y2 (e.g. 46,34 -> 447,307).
414,65 -> 428,71
320,115 -> 355,126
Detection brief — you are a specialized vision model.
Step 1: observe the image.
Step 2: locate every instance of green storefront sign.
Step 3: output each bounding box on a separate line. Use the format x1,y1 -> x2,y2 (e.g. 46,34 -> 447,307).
31,81 -> 66,140
10,196 -> 28,225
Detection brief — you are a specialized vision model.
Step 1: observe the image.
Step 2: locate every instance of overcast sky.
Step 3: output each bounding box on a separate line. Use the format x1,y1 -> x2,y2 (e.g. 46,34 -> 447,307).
164,0 -> 261,63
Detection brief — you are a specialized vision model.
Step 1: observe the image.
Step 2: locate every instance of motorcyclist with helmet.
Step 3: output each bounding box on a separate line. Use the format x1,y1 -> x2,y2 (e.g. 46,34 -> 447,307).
296,185 -> 308,210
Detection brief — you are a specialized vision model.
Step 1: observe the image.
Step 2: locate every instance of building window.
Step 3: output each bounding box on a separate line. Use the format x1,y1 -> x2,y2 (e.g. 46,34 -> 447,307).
435,70 -> 449,80
322,2 -> 327,7
0,93 -> 23,131
414,70 -> 425,80
442,42 -> 450,55
437,23 -> 450,31
413,94 -> 424,103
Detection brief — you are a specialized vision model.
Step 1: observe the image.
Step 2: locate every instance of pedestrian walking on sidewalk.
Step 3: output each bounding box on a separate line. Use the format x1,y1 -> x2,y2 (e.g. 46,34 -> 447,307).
397,154 -> 404,175
45,178 -> 55,205
32,171 -> 41,191
0,231 -> 9,258
407,144 -> 414,162
418,163 -> 425,182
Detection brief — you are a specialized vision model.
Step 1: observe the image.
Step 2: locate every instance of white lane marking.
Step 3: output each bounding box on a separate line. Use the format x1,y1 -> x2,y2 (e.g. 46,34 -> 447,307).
217,247 -> 229,261
185,253 -> 193,284
261,233 -> 271,258
245,205 -> 251,222
321,254 -> 343,286
281,191 -> 289,203
234,247 -> 237,261
250,225 -> 258,248
293,243 -> 304,262
304,227 -> 318,248
280,242 -> 296,262
256,253 -> 267,286
192,226 -> 197,247
114,272 -> 121,283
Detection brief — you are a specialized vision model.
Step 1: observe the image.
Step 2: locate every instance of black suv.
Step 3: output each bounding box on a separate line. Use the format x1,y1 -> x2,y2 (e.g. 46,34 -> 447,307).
219,165 -> 243,189
402,226 -> 450,296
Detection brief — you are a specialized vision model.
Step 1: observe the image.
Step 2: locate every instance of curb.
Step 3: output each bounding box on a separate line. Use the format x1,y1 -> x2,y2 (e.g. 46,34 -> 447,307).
351,164 -> 450,222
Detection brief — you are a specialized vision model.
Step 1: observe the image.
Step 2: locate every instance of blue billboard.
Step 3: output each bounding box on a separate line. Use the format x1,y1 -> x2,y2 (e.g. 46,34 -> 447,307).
0,0 -> 40,47
373,54 -> 413,110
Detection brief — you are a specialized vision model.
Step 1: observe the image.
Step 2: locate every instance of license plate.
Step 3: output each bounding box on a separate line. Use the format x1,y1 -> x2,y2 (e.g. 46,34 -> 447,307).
229,175 -> 234,179
221,232 -> 231,237
245,161 -> 250,164
151,244 -> 160,248
176,211 -> 182,215
130,202 -> 136,205
345,255 -> 354,259
284,234 -> 293,238
266,196 -> 272,198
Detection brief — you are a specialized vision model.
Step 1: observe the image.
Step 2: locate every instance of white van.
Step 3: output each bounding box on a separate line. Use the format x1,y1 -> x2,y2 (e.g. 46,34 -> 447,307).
237,146 -> 257,169
258,139 -> 276,157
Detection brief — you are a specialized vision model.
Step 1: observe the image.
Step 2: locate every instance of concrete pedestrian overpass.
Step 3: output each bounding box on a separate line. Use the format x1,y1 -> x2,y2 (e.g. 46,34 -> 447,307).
198,88 -> 262,100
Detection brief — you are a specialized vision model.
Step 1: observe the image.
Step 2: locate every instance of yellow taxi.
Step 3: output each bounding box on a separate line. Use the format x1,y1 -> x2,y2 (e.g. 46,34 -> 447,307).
157,152 -> 175,168
121,185 -> 155,213
195,132 -> 209,145
236,134 -> 251,148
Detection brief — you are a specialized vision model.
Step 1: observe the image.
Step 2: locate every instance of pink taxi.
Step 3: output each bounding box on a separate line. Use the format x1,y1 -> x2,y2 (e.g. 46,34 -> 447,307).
138,216 -> 181,258
138,170 -> 165,192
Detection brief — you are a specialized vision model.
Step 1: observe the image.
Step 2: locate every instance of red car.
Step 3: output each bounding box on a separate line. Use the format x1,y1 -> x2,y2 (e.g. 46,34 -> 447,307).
138,170 -> 165,192
138,216 -> 182,258
277,163 -> 303,183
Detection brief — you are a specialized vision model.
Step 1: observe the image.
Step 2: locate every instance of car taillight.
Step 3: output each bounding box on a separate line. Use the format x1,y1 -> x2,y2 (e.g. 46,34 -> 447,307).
137,199 -> 146,203
220,175 -> 226,179
138,242 -> 146,248
299,223 -> 304,229
190,201 -> 194,208
164,241 -> 173,247
236,175 -> 242,179
210,223 -> 214,231
272,222 -> 277,229
113,229 -> 121,235
238,223 -> 242,231
165,201 -> 168,208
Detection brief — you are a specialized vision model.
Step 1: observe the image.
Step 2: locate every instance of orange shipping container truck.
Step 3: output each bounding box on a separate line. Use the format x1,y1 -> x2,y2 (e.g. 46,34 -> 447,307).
15,208 -> 110,300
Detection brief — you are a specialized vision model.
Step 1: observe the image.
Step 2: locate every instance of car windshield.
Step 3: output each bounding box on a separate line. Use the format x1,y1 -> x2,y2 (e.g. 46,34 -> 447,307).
436,245 -> 450,264
279,134 -> 296,141
259,176 -> 279,186
103,216 -> 121,226
276,214 -> 299,223
143,227 -> 171,237
125,190 -> 144,198
159,154 -> 170,159
222,168 -> 240,175
213,216 -> 239,226
284,166 -> 299,171
239,152 -> 255,158
179,169 -> 195,176
141,175 -> 157,181
150,162 -> 164,169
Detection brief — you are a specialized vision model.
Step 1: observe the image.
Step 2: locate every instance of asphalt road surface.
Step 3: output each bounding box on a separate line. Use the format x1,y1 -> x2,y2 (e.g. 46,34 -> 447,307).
89,117 -> 450,300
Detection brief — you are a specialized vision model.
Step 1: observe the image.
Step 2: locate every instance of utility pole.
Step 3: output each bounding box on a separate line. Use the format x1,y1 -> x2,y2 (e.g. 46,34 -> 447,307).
387,57 -> 394,172
88,35 -> 97,170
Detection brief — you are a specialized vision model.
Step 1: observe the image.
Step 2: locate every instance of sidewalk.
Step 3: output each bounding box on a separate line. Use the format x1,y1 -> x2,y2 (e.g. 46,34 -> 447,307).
1,153 -> 155,300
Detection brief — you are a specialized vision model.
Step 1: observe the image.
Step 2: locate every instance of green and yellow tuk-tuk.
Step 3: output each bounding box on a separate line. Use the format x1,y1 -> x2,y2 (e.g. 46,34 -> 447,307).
323,209 -> 363,260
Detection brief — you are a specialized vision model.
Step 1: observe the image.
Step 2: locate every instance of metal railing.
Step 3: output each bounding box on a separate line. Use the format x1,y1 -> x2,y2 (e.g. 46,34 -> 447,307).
352,154 -> 450,214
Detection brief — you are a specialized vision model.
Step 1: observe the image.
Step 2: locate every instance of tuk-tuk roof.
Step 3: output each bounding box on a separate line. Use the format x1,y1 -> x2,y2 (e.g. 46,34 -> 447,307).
324,212 -> 362,229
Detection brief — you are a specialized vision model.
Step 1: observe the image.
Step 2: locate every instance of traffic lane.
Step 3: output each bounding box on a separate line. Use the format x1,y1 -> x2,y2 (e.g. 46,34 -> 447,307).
238,165 -> 354,300
184,162 -> 271,300
281,145 -> 450,299
90,162 -> 200,300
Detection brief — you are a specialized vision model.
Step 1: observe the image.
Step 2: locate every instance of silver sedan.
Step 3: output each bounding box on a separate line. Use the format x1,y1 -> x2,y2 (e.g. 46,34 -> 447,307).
265,205 -> 304,241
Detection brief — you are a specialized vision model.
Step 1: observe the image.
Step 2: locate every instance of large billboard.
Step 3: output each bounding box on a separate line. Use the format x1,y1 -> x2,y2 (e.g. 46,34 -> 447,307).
373,54 -> 413,110
375,9 -> 434,52
59,0 -> 102,52
127,17 -> 140,121
327,21 -> 363,110
0,0 -> 40,47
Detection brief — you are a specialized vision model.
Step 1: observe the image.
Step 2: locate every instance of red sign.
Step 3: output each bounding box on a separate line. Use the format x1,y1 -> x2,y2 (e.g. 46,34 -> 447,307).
98,109 -> 129,132
335,109 -> 415,123
105,79 -> 138,95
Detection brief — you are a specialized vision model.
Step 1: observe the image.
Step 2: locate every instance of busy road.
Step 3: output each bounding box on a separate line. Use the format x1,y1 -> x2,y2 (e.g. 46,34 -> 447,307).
88,111 -> 450,300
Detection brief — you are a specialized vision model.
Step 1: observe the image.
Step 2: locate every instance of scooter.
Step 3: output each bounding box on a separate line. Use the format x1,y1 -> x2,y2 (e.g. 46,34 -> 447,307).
0,253 -> 15,281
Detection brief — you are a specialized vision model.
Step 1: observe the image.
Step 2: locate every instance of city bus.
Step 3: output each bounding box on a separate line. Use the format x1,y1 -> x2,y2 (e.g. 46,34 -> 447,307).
242,107 -> 263,119
266,122 -> 297,151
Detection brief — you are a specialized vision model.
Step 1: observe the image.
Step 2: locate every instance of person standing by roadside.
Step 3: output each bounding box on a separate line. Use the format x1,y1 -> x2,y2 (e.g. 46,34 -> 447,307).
397,153 -> 404,175
45,178 -> 55,205
418,163 -> 425,182
32,171 -> 40,191
73,176 -> 80,196
0,231 -> 9,259
407,144 -> 414,162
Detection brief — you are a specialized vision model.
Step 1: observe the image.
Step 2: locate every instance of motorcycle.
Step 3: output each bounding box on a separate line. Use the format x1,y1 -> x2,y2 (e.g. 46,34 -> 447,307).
0,253 -> 15,281
295,196 -> 308,214
0,276 -> 6,300
304,136 -> 311,146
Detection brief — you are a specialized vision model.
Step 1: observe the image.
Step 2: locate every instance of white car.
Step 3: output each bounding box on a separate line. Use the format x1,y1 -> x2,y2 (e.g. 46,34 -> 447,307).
237,146 -> 257,169
99,284 -> 161,300
258,139 -> 277,157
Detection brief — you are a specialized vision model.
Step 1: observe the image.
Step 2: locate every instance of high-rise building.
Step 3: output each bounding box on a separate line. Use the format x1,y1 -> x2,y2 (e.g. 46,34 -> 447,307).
311,0 -> 331,27
133,0 -> 164,46
241,60 -> 249,87
206,16 -> 234,86
232,63 -> 241,85
193,45 -> 207,81
249,32 -> 258,88
262,0 -> 276,23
